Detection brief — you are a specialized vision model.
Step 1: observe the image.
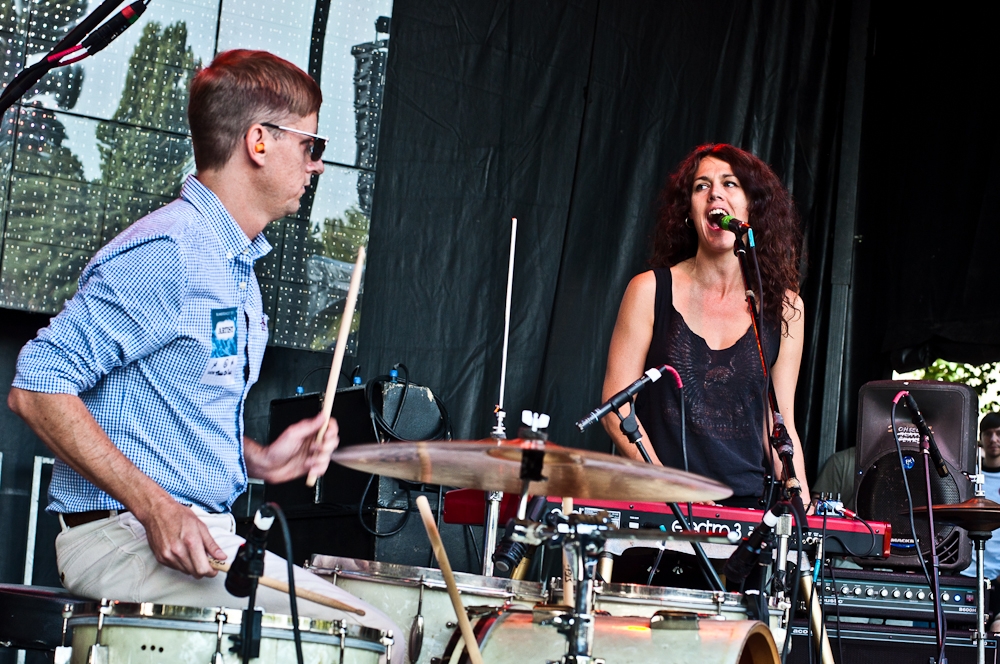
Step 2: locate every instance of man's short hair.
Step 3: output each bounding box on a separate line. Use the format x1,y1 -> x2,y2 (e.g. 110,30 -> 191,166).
188,50 -> 322,172
981,411 -> 1000,433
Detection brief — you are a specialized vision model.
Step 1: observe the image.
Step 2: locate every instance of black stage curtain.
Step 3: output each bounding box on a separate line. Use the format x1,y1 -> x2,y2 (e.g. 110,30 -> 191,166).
358,0 -> 855,471
851,2 -> 1000,375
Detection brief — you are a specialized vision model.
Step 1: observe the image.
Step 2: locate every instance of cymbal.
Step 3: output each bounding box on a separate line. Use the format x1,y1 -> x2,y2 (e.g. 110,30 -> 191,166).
911,497 -> 1000,532
331,439 -> 733,503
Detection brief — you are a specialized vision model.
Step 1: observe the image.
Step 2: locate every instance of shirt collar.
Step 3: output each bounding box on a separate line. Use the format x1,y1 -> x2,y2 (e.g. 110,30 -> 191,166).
181,175 -> 272,261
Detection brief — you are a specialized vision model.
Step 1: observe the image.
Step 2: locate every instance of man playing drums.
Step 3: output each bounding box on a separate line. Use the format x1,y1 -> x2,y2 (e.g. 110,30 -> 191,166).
8,49 -> 402,662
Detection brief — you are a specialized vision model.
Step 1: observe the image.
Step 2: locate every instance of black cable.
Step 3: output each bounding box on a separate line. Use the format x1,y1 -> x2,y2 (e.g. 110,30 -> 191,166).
829,563 -> 845,664
428,484 -> 443,568
466,525 -> 482,574
891,400 -> 933,586
356,474 -> 411,537
269,502 -> 304,664
355,365 -> 450,537
781,507 -> 805,664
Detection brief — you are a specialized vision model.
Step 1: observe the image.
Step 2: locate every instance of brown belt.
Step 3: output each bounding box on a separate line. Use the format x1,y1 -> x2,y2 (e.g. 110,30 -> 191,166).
61,510 -> 127,528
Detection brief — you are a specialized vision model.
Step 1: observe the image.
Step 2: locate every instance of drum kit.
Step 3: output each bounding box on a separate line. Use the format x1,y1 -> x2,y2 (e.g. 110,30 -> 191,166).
45,436 -> 783,664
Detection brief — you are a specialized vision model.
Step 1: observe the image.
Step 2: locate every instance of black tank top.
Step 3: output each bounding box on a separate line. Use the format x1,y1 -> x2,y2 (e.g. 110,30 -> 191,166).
633,268 -> 780,499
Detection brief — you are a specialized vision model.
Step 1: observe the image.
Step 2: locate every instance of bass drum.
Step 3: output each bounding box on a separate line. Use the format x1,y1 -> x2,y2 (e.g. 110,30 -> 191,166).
67,601 -> 387,664
440,609 -> 778,664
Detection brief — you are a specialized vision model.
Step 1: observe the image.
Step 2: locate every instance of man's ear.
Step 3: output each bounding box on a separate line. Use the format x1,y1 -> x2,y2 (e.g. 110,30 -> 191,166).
245,124 -> 267,166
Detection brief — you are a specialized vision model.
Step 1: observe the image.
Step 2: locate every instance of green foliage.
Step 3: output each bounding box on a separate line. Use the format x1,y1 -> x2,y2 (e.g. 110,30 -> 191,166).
904,359 -> 1000,414
312,205 -> 370,262
306,205 -> 369,351
97,21 -> 198,198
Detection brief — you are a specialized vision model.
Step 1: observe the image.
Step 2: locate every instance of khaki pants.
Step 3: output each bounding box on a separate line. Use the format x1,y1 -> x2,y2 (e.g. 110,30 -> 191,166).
55,507 -> 404,664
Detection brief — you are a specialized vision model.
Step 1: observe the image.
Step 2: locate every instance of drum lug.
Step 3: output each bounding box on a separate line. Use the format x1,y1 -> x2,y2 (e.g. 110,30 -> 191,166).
53,646 -> 73,664
649,610 -> 699,630
213,608 -> 228,664
87,599 -> 113,664
87,645 -> 110,664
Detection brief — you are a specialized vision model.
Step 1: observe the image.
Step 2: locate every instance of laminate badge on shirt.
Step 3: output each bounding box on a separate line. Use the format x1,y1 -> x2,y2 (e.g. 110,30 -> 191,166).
201,307 -> 238,385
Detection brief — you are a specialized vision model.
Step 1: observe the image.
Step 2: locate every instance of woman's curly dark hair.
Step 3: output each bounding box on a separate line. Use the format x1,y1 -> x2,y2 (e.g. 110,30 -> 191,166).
650,143 -> 802,331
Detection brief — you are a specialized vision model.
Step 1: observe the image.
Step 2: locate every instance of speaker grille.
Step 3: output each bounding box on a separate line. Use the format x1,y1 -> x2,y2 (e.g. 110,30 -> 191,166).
856,449 -> 963,564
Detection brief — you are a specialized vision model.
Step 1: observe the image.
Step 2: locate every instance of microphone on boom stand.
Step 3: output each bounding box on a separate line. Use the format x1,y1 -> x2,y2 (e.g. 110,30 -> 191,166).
576,365 -> 671,431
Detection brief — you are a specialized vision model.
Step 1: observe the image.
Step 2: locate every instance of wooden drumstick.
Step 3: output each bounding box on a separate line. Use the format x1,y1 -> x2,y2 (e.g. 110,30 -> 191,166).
307,246 -> 366,487
209,559 -> 365,616
415,496 -> 485,664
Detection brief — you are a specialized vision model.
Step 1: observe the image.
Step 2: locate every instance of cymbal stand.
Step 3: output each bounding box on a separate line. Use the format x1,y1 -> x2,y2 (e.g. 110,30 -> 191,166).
971,449 -> 989,664
970,529 -> 991,664
483,217 -> 519,576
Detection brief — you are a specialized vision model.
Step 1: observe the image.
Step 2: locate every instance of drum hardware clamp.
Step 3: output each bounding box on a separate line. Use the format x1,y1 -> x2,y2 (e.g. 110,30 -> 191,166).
86,598 -> 113,664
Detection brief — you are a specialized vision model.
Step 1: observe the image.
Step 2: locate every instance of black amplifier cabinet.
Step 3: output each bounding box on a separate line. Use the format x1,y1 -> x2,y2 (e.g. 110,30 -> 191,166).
788,621 -> 996,664
810,567 -> 981,624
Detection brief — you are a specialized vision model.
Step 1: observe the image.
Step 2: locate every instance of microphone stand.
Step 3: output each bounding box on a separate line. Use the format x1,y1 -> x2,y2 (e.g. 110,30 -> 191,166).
730,230 -> 805,516
612,402 -> 726,593
730,228 -> 825,658
920,432 -> 948,664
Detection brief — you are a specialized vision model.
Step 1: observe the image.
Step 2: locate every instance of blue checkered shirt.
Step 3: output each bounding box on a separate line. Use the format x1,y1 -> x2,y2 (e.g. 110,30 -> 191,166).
13,176 -> 272,514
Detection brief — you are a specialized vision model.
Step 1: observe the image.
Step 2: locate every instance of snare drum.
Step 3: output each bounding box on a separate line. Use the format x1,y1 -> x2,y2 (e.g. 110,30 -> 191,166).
440,609 -> 778,664
67,601 -> 387,664
308,556 -> 544,664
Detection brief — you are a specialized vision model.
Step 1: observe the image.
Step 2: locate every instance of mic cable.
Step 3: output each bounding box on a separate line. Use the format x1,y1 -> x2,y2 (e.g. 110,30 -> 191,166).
225,504 -> 275,598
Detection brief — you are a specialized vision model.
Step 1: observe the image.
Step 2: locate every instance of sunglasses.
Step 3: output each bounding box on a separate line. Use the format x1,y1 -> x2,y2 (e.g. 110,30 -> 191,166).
261,122 -> 328,162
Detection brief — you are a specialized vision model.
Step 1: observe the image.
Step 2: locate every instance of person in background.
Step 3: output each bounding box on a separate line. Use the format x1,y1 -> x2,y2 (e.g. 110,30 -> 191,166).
812,446 -> 857,512
964,412 -> 1000,582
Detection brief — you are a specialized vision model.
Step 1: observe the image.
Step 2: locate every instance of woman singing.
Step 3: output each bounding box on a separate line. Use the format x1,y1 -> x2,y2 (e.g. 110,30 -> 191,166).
602,143 -> 810,508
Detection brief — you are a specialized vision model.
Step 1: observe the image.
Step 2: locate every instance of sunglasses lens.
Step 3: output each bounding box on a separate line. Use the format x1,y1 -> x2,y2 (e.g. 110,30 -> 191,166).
311,138 -> 326,162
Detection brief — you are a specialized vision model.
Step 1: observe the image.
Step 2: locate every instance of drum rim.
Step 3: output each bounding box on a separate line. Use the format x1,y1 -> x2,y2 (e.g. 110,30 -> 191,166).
597,582 -> 745,606
67,601 -> 383,642
309,555 -> 546,600
67,615 -> 386,651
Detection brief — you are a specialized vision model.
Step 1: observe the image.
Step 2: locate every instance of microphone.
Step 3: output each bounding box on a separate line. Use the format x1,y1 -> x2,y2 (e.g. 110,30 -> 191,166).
723,505 -> 780,584
81,0 -> 148,55
576,365 -> 671,431
718,215 -> 751,233
225,504 -> 275,598
492,496 -> 547,575
901,393 -> 949,478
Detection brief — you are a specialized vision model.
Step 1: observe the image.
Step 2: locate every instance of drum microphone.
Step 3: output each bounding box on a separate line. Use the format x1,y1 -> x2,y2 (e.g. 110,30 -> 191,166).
897,391 -> 949,478
723,504 -> 781,584
576,365 -> 673,431
225,504 -> 276,597
717,215 -> 751,234
492,496 -> 548,575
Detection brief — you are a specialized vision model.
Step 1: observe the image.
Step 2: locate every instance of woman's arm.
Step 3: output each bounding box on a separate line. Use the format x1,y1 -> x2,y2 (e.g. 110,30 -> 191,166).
601,271 -> 663,464
768,292 -> 810,502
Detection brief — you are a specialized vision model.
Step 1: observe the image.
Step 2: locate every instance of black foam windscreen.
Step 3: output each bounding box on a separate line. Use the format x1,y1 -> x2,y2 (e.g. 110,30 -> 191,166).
853,380 -> 976,570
